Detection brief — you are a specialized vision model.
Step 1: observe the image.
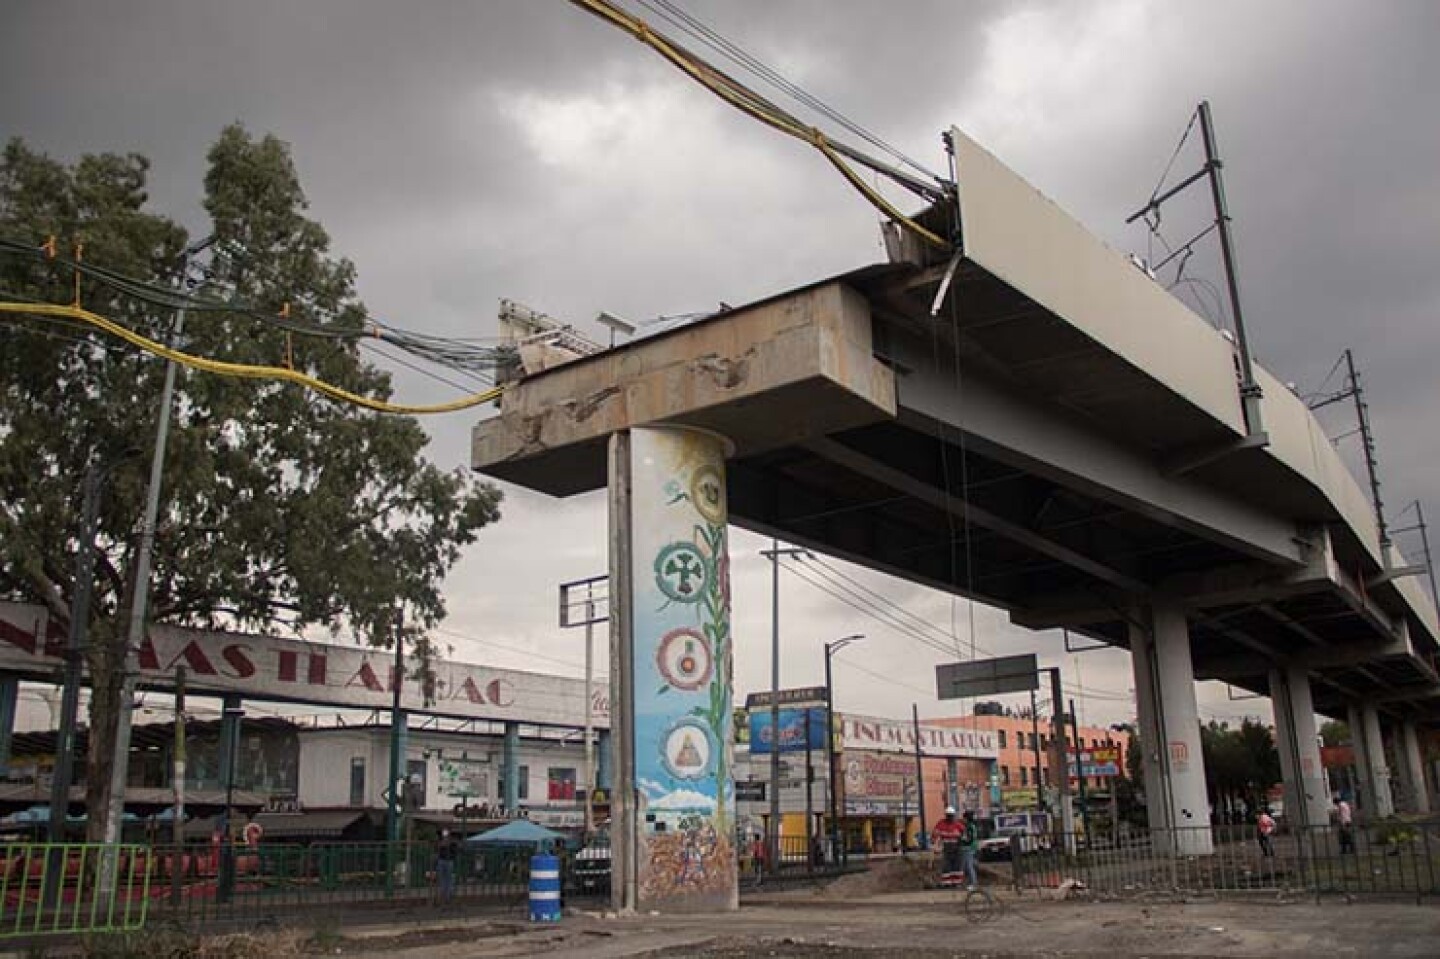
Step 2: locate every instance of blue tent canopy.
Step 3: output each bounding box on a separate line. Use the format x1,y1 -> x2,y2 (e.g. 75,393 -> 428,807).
466,818 -> 566,848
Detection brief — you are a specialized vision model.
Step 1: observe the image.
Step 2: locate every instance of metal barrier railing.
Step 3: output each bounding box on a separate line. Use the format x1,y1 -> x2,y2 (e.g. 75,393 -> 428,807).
144,840 -> 536,924
1004,823 -> 1440,899
0,843 -> 152,938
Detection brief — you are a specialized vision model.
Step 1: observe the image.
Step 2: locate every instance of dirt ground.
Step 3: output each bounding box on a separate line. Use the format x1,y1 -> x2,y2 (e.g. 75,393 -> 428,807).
314,888 -> 1440,959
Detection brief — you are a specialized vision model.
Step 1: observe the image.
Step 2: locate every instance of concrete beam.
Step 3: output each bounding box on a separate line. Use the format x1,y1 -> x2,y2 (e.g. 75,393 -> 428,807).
888,357 -> 1305,569
805,436 -> 1149,595
472,282 -> 896,495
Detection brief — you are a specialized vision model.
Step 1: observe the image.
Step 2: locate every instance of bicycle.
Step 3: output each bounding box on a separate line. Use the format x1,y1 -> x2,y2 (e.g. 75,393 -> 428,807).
961,885 -> 998,922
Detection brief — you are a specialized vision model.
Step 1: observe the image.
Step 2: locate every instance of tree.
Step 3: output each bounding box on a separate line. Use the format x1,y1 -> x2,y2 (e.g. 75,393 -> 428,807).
1200,719 -> 1281,818
0,128 -> 502,837
1319,719 -> 1349,748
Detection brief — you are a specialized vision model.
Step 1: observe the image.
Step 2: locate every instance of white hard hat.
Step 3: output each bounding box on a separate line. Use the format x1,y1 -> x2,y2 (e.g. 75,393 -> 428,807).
945,806 -> 956,815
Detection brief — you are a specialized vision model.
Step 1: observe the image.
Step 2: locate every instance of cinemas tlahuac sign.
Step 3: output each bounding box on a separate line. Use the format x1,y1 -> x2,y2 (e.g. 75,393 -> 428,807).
839,713 -> 998,759
0,601 -> 608,729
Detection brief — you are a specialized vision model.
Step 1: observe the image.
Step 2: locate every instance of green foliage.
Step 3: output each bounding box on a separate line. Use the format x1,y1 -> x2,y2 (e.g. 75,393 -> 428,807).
1319,719 -> 1350,748
1200,718 -> 1282,810
0,128 -> 502,833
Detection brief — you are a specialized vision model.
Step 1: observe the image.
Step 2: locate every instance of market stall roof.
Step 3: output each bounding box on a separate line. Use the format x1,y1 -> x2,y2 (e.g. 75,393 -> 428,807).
466,818 -> 565,846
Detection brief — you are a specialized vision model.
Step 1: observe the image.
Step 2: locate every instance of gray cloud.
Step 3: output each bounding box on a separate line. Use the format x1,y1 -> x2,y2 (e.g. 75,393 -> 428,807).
4,0 -> 1435,731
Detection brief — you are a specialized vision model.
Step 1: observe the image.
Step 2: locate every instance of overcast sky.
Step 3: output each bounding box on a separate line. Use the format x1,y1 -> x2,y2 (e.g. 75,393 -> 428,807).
5,0 -> 1439,733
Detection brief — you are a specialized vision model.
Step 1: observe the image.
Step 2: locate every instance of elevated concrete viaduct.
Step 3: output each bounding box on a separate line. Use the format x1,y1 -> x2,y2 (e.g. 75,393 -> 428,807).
473,128 -> 1439,870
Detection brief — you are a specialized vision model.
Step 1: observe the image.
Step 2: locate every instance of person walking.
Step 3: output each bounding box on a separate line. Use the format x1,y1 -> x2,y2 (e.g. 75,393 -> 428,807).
435,829 -> 459,905
959,810 -> 980,890
1334,796 -> 1355,854
1256,808 -> 1276,858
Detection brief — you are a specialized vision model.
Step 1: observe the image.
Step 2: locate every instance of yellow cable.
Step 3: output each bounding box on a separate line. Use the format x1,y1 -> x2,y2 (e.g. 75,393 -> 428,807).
567,0 -> 950,250
0,302 -> 504,416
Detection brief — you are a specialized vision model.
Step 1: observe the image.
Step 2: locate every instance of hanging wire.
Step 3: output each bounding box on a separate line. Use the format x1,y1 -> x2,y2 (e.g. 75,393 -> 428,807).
635,0 -> 942,182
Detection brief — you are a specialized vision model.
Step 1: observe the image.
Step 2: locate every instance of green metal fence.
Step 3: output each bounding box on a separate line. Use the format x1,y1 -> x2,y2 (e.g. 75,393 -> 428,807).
0,843 -> 152,938
145,840 -> 536,925
1004,823 -> 1440,899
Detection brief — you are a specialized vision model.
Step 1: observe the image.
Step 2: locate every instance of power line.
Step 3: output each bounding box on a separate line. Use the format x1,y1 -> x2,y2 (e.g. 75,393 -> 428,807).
635,0 -> 941,182
431,626 -> 593,675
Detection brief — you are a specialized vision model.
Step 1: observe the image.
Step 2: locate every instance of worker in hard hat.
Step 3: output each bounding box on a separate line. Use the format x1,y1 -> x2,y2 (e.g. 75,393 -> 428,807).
931,806 -> 966,888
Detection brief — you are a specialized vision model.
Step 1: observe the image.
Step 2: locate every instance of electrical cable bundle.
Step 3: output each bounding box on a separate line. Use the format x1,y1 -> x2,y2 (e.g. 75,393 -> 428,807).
0,236 -> 507,415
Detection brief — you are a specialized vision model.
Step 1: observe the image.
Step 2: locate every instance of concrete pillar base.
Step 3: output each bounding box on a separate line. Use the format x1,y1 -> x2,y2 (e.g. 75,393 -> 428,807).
1354,705 -> 1395,819
1268,667 -> 1328,828
1398,722 -> 1430,815
1131,601 -> 1212,856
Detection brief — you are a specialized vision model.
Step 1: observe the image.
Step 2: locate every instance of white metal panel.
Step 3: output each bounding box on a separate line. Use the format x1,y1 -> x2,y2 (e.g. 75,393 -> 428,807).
952,127 -> 1246,434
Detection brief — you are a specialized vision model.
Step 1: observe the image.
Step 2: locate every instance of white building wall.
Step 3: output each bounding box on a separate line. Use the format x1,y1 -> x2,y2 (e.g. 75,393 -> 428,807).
294,726 -> 588,816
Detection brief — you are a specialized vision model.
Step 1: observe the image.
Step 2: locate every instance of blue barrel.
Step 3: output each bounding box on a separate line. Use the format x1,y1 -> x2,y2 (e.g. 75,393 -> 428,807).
529,854 -> 562,922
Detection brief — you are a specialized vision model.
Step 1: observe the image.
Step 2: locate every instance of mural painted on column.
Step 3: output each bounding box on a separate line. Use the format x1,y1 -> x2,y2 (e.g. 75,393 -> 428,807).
630,427 -> 736,909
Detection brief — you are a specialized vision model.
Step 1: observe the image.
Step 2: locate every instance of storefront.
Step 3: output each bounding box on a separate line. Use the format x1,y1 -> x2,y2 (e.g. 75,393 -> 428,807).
837,713 -> 999,850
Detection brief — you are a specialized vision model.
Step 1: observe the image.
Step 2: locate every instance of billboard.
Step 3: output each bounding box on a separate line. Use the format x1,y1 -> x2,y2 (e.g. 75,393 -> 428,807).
1067,746 -> 1121,779
0,601 -> 607,729
842,751 -> 916,814
437,756 -> 490,799
748,708 -> 827,754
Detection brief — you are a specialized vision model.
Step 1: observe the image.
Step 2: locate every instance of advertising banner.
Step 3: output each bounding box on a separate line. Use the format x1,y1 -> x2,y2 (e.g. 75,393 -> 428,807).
0,601 -> 607,730
841,750 -> 917,814
1067,746 -> 1121,779
628,427 -> 736,910
839,713 -> 997,759
748,708 -> 827,754
437,757 -> 490,799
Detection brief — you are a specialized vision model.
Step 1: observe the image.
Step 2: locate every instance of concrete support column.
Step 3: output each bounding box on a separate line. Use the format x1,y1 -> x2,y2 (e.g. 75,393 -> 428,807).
1398,722 -> 1430,815
1267,667 -> 1328,828
502,722 -> 520,814
1130,601 -> 1212,855
1354,705 -> 1394,819
610,426 -> 736,913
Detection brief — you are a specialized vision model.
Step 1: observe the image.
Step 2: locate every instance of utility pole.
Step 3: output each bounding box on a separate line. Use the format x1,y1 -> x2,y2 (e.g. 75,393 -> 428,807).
1393,502 -> 1438,606
760,541 -> 806,872
1069,699 -> 1090,842
102,234 -> 215,899
1029,688 -> 1043,814
49,460 -> 109,844
171,666 -> 186,905
1126,102 -> 1265,441
1309,349 -> 1390,557
911,703 -> 927,850
44,455 -> 120,911
584,597 -> 596,837
1040,668 -> 1073,847
804,707 -> 814,868
824,634 -> 863,865
559,575 -> 609,840
387,604 -> 407,893
1198,100 -> 1264,439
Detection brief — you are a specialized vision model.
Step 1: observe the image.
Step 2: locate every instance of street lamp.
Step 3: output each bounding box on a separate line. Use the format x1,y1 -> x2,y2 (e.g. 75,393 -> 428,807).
824,634 -> 863,865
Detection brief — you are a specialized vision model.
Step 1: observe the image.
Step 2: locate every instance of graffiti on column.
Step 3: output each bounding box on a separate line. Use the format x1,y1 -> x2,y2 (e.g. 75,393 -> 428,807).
630,427 -> 736,907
